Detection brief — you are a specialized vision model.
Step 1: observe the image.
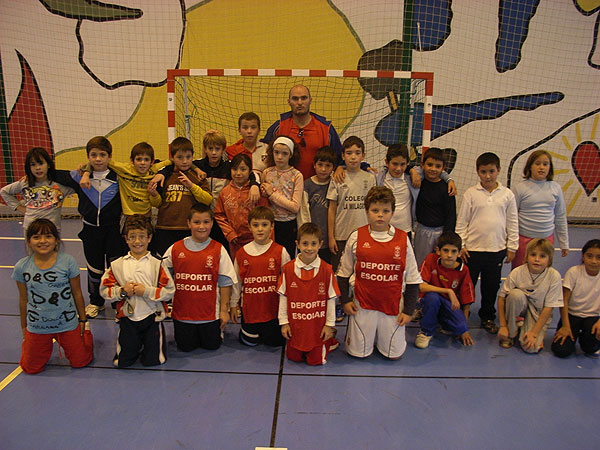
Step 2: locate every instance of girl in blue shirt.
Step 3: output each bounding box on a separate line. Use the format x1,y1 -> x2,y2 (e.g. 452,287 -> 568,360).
12,219 -> 93,374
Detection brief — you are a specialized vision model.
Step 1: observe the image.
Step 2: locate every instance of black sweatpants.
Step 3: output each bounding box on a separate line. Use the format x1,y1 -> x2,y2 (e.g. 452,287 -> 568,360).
466,250 -> 506,322
551,314 -> 600,357
115,315 -> 167,367
173,319 -> 222,352
79,223 -> 126,307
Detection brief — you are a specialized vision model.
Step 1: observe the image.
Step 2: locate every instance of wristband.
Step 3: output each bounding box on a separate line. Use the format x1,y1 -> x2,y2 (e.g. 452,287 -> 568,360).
79,319 -> 88,323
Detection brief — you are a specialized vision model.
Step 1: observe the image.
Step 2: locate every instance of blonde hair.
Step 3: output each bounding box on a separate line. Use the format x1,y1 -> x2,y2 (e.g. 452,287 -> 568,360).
202,130 -> 226,150
526,238 -> 554,267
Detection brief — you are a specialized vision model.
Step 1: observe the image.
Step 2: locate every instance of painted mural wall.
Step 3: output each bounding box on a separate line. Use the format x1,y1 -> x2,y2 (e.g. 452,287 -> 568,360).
1,0 -> 599,220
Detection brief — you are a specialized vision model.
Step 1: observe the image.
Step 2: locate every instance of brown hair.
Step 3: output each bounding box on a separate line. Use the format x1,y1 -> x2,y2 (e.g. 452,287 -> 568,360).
123,214 -> 153,237
476,152 -> 500,170
248,206 -> 275,224
25,219 -> 61,252
238,112 -> 260,128
130,142 -> 154,161
342,135 -> 365,152
265,135 -> 301,168
522,150 -> 554,181
297,222 -> 322,241
202,130 -> 227,150
170,137 -> 194,157
188,202 -> 213,220
86,136 -> 112,156
364,186 -> 395,212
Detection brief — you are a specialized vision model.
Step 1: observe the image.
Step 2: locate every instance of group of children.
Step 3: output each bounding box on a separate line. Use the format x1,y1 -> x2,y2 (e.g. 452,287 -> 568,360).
3,109 -> 599,374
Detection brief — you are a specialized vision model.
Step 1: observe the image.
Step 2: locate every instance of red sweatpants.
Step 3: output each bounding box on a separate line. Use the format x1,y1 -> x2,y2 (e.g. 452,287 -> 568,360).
20,327 -> 94,374
286,338 -> 339,366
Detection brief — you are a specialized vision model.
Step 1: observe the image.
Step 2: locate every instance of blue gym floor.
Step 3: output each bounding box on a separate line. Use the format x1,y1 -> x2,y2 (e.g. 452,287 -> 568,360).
0,220 -> 598,449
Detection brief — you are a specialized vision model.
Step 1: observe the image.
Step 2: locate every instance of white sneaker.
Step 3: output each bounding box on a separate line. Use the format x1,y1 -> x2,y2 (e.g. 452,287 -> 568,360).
415,331 -> 433,349
85,304 -> 104,318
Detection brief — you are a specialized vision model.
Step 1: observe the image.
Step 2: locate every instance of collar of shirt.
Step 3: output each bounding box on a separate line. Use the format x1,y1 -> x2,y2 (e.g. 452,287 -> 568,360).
475,181 -> 503,194
294,256 -> 321,280
92,169 -> 110,179
384,171 -> 407,184
244,240 -> 273,256
436,257 -> 463,271
123,251 -> 151,262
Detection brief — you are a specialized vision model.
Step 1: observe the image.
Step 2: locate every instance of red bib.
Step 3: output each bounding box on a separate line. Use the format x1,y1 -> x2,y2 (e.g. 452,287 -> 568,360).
171,239 -> 221,321
354,225 -> 407,316
281,260 -> 334,351
236,242 -> 283,323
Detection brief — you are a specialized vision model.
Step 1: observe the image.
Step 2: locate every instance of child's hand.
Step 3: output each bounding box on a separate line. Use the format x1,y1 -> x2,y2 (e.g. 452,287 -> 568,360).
459,331 -> 474,346
261,182 -> 274,197
459,248 -> 470,263
123,281 -> 136,297
320,325 -> 336,341
447,180 -> 457,196
497,325 -> 509,340
448,291 -> 460,311
178,171 -> 193,189
77,163 -> 88,176
281,324 -> 292,340
230,306 -> 240,324
367,167 -> 379,175
332,166 -> 346,184
79,320 -> 86,336
219,310 -> 230,330
409,167 -> 421,188
80,171 -> 91,189
397,312 -> 412,326
329,240 -> 338,255
148,174 -> 165,190
343,302 -> 358,316
561,249 -> 569,257
194,167 -> 207,181
591,318 -> 600,340
505,250 -> 515,263
147,183 -> 158,197
249,184 -> 260,203
133,283 -> 146,297
553,325 -> 574,345
522,331 -> 538,350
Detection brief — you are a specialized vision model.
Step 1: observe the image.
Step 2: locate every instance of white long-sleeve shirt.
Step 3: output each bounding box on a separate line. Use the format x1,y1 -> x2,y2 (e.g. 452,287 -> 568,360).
455,182 -> 519,252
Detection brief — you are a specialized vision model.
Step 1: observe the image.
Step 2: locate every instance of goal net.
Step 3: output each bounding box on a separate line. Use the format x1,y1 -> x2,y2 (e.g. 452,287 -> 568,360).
167,69 -> 433,167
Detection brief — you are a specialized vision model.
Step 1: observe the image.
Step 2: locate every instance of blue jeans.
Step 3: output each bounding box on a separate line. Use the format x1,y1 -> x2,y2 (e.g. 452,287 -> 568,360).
420,292 -> 469,336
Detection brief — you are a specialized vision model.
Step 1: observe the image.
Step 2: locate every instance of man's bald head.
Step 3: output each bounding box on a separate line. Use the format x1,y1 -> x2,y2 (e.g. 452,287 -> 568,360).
288,84 -> 311,99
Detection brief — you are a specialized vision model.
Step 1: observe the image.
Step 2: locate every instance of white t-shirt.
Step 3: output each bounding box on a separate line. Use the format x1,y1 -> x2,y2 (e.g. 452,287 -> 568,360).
383,172 -> 413,233
500,264 -> 563,311
326,170 -> 376,241
563,264 -> 600,317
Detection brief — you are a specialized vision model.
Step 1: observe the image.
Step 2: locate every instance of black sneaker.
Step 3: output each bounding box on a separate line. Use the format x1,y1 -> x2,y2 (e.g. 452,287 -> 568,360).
481,320 -> 499,334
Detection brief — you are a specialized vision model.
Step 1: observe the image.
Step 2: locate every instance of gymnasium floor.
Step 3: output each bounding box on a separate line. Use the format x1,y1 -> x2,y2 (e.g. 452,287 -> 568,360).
0,220 -> 598,450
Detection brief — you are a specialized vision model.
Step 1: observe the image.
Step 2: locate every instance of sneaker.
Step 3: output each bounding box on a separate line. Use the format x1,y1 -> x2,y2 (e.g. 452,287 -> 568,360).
499,337 -> 514,349
335,304 -> 345,323
481,320 -> 499,334
415,331 -> 433,349
85,304 -> 104,318
585,349 -> 600,358
515,316 -> 525,328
